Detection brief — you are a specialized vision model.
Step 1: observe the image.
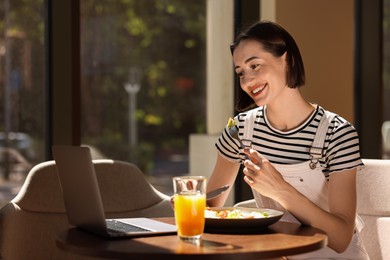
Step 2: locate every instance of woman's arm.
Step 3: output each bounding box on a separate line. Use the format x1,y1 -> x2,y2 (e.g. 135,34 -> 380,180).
243,149 -> 357,253
283,169 -> 356,253
206,153 -> 241,207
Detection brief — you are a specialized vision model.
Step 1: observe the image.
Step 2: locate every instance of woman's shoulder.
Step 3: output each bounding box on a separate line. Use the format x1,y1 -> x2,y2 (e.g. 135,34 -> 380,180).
317,105 -> 359,136
317,106 -> 362,174
317,106 -> 353,125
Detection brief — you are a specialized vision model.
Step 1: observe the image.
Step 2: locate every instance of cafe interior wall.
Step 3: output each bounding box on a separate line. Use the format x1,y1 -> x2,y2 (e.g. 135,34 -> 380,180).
275,0 -> 355,123
190,0 -> 355,206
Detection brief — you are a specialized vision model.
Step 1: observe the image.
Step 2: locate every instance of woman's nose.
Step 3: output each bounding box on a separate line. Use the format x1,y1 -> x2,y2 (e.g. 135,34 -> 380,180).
242,74 -> 255,86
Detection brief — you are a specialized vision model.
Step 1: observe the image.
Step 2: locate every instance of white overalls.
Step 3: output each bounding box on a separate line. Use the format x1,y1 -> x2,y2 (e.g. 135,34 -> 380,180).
242,109 -> 370,260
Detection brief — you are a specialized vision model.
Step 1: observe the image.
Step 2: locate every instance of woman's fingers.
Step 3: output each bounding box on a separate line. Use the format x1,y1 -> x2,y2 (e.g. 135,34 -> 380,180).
244,149 -> 265,164
243,157 -> 261,172
243,175 -> 254,184
244,149 -> 260,165
243,160 -> 261,188
242,149 -> 273,188
169,196 -> 175,210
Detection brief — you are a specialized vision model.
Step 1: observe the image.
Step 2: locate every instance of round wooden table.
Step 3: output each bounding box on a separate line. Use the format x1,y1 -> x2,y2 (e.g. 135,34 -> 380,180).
56,218 -> 327,259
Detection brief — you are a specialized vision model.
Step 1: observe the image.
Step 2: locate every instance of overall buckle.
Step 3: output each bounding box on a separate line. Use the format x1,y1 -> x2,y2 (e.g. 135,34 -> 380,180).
309,147 -> 322,169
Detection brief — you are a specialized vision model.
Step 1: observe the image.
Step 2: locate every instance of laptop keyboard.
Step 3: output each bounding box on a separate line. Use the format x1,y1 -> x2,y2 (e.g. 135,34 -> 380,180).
106,220 -> 151,234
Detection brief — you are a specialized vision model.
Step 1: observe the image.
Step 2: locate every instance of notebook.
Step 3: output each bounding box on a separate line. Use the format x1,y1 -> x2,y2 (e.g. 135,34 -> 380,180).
52,145 -> 177,238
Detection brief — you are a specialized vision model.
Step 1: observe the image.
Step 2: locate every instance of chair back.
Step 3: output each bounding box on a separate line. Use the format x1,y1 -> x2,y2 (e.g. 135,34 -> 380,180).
357,159 -> 390,260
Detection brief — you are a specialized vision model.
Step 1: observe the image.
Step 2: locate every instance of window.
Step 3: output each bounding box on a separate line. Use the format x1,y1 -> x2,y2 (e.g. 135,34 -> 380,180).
0,0 -> 45,186
80,0 -> 206,194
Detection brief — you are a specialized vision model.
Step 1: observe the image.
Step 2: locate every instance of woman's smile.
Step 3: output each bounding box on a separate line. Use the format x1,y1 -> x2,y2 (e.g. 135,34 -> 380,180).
251,83 -> 267,96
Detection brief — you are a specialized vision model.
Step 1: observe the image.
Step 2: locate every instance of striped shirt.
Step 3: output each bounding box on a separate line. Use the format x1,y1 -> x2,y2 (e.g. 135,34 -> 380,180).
216,105 -> 364,178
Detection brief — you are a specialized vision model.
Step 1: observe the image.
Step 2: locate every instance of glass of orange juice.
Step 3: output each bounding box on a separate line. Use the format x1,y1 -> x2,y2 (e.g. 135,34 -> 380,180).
173,176 -> 206,244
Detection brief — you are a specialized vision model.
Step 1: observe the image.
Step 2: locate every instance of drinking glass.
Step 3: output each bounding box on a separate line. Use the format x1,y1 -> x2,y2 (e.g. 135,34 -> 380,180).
173,176 -> 206,244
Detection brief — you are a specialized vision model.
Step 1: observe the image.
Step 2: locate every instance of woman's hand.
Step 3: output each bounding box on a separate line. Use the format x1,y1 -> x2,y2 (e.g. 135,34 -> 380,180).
243,149 -> 357,252
242,149 -> 289,200
169,195 -> 175,211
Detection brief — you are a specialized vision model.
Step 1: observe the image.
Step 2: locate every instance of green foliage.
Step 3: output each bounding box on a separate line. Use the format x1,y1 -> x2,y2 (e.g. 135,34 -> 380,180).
0,0 -> 207,176
0,0 -> 46,143
79,0 -> 206,174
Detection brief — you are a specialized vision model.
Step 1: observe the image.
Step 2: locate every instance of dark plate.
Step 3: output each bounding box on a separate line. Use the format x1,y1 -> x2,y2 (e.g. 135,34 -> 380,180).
205,207 -> 284,234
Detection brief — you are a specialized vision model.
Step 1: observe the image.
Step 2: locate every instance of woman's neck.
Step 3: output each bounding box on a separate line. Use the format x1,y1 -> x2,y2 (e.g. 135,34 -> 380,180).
265,90 -> 315,132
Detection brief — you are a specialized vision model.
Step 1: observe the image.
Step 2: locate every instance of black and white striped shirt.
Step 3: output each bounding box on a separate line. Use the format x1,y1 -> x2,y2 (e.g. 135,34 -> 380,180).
216,105 -> 363,178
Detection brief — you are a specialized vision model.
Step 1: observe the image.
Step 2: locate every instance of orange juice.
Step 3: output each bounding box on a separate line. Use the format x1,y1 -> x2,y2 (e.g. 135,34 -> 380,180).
174,192 -> 206,237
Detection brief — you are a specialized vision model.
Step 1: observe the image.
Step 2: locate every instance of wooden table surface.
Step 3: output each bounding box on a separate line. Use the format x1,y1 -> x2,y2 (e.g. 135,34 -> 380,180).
56,218 -> 327,259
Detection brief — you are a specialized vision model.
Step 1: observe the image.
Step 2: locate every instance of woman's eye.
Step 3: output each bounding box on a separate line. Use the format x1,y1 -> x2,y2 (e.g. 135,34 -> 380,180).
251,64 -> 261,70
236,71 -> 243,77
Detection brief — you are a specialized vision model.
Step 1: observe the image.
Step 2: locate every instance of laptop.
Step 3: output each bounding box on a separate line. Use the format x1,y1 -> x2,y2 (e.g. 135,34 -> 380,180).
52,145 -> 177,238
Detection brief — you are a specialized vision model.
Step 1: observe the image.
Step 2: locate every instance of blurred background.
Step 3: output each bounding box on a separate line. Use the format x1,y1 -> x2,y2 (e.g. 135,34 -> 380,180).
0,0 -> 388,207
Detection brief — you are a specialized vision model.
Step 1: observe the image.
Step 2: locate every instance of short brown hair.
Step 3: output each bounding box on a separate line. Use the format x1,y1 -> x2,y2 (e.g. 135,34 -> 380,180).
231,21 -> 305,111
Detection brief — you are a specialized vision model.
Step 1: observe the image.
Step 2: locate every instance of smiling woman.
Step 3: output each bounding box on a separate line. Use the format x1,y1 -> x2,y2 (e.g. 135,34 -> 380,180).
207,20 -> 370,259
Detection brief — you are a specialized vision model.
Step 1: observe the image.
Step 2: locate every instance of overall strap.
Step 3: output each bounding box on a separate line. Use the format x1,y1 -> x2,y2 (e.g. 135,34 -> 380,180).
242,108 -> 258,149
244,108 -> 282,211
309,110 -> 337,169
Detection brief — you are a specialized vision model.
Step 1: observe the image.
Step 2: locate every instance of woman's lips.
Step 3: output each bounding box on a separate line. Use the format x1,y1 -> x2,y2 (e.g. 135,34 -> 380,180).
252,84 -> 267,96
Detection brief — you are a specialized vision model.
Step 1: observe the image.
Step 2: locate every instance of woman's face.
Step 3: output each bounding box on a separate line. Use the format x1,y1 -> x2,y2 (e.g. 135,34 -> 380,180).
233,39 -> 288,107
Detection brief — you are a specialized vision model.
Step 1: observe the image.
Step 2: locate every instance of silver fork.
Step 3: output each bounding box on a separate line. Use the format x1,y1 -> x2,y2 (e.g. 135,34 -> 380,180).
227,118 -> 251,149
227,118 -> 252,165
